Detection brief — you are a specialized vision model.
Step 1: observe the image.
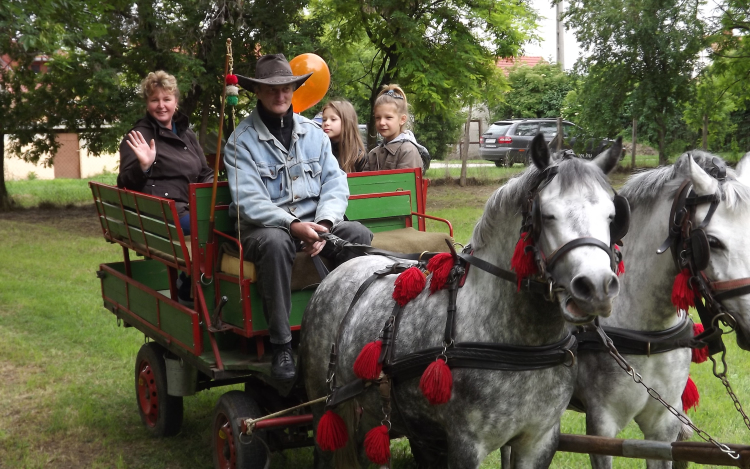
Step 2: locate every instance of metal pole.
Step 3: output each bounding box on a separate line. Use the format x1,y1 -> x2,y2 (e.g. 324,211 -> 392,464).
631,116 -> 637,169
558,434 -> 750,466
556,0 -> 565,69
556,117 -> 563,153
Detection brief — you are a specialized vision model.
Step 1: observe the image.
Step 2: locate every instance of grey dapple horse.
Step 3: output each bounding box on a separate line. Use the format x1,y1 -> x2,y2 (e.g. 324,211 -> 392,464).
301,134 -> 624,468
573,151 -> 750,468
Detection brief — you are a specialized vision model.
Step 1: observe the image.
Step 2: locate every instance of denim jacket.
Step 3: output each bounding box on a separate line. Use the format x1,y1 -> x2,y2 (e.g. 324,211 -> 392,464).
225,109 -> 349,232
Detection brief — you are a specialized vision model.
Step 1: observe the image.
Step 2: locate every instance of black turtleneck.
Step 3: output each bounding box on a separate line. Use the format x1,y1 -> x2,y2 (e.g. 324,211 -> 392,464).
257,101 -> 294,150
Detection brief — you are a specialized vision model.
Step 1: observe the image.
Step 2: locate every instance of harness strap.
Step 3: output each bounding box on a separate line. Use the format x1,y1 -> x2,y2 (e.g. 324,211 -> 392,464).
546,237 -> 614,270
457,252 -> 551,295
575,315 -> 697,355
712,278 -> 750,301
384,334 -> 577,381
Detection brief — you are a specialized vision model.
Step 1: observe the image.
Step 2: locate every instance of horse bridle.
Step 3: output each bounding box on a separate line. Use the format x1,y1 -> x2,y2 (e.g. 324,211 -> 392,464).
657,157 -> 745,353
521,164 -> 630,283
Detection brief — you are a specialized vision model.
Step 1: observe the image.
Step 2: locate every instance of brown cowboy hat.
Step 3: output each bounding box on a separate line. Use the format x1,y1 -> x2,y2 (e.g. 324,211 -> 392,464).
236,53 -> 312,90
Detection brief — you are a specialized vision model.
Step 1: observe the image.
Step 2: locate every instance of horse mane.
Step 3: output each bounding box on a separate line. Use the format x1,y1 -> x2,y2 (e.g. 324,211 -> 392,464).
472,157 -> 611,249
620,151 -> 750,210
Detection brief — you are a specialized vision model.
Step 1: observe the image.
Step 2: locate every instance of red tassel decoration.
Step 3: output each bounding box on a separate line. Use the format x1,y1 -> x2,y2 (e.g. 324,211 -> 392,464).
682,375 -> 700,411
364,425 -> 391,465
510,232 -> 538,291
419,358 -> 453,405
225,74 -> 238,85
615,245 -> 625,276
692,323 -> 708,364
392,266 -> 426,306
671,269 -> 695,311
316,410 -> 349,452
427,253 -> 454,293
353,340 -> 383,381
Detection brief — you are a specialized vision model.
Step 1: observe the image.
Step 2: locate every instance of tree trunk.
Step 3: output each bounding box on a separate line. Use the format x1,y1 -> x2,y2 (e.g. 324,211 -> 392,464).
199,93 -> 211,150
631,117 -> 637,169
460,104 -> 472,187
658,125 -> 667,166
0,133 -> 12,211
702,114 -> 708,151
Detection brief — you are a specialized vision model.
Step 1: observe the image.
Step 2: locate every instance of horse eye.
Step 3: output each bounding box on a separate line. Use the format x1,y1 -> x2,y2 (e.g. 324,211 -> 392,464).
707,236 -> 724,249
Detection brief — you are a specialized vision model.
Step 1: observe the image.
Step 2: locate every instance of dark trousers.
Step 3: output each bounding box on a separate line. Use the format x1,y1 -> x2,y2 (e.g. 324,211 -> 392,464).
240,221 -> 373,344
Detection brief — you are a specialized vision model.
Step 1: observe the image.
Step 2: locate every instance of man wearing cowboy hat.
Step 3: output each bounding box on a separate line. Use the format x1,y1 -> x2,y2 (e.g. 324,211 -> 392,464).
224,53 -> 373,381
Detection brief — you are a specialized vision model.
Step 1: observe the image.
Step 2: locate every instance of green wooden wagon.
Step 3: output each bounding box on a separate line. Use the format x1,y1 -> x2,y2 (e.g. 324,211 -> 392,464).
91,168 -> 453,468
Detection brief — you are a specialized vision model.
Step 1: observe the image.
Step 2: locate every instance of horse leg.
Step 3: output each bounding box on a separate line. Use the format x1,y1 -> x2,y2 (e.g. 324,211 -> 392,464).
409,438 -> 449,469
500,445 -> 511,468
506,423 -> 559,469
636,410 -> 683,469
586,410 -> 623,469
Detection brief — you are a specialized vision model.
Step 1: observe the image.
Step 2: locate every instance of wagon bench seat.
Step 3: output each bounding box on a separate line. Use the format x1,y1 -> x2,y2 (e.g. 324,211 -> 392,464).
217,227 -> 453,287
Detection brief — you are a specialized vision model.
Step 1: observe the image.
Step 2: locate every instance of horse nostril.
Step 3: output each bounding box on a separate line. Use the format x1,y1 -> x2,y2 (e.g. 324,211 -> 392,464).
570,275 -> 595,301
606,274 -> 620,298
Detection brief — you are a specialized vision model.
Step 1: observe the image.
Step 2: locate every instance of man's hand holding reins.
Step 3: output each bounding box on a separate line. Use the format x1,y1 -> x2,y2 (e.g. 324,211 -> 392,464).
291,220 -> 331,257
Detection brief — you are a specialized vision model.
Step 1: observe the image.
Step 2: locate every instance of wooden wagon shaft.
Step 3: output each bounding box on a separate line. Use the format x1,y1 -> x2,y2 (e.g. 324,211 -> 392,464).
558,434 -> 750,467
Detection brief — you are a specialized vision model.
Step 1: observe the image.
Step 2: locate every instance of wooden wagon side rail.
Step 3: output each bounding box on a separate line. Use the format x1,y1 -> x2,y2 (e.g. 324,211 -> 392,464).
558,434 -> 750,467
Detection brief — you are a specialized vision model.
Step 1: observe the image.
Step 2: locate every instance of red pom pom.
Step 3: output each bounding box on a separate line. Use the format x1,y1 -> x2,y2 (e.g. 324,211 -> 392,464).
419,358 -> 453,405
364,425 -> 391,465
427,253 -> 454,294
353,340 -> 383,381
692,323 -> 708,363
614,245 -> 625,276
682,375 -> 700,411
392,266 -> 426,306
671,269 -> 695,311
316,410 -> 349,452
510,232 -> 538,291
225,74 -> 238,85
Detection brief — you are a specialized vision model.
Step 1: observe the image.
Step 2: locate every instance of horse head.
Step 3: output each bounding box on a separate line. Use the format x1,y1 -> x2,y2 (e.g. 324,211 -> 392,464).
684,152 -> 750,351
526,134 -> 624,324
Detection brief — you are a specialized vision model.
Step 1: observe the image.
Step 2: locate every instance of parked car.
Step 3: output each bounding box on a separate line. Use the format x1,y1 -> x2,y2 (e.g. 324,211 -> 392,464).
479,118 -> 615,167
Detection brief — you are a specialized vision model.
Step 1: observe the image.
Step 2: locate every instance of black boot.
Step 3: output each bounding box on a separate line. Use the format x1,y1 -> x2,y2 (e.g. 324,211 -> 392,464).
271,342 -> 295,380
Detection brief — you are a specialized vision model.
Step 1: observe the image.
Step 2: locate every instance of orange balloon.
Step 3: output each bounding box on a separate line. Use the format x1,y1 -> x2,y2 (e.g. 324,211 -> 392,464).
290,53 -> 331,113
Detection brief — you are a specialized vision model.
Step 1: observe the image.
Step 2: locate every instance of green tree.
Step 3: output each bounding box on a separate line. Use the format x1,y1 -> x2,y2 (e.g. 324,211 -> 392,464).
0,0 -> 314,210
682,70 -> 738,151
562,0 -> 707,164
491,62 -> 573,120
310,0 -> 536,160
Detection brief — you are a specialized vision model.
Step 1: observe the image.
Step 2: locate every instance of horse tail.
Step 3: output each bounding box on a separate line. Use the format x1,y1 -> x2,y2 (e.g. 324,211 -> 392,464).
333,400 -> 361,469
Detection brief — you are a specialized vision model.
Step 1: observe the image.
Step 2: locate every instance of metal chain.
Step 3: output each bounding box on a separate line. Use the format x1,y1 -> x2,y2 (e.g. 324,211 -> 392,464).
597,326 -> 740,460
710,350 -> 750,432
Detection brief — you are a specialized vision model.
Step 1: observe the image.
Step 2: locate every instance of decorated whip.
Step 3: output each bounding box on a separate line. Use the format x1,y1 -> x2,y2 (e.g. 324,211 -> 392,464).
205,38 -> 236,279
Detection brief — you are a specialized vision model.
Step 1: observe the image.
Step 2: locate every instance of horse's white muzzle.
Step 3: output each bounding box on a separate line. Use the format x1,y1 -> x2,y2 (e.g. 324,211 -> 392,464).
557,271 -> 619,324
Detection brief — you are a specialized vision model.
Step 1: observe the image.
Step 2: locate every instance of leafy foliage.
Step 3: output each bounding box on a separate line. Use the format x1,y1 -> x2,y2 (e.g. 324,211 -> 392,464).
310,0 -> 536,159
491,62 -> 573,120
563,0 -> 708,164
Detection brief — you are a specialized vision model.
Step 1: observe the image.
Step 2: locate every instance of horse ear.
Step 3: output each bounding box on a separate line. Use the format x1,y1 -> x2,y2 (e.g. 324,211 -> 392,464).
591,136 -> 622,175
689,154 -> 719,196
735,151 -> 750,187
529,133 -> 550,170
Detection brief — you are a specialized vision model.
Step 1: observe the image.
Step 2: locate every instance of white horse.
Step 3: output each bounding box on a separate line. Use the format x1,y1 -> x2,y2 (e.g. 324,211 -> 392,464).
573,151 -> 750,468
301,134 -> 624,469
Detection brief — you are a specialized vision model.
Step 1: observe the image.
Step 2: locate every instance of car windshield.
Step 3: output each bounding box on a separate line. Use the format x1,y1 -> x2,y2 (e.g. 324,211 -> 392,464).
487,123 -> 511,135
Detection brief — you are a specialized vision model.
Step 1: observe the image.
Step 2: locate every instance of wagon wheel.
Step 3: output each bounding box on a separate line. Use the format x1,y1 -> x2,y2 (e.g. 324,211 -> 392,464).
212,390 -> 269,469
134,342 -> 184,437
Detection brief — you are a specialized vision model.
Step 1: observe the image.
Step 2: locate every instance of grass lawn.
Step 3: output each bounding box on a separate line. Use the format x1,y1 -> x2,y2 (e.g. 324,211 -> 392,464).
1,177 -> 748,468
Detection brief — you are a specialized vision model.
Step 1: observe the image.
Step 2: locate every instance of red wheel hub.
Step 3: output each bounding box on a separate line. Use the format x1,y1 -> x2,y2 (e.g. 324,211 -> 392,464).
215,413 -> 236,469
137,361 -> 159,427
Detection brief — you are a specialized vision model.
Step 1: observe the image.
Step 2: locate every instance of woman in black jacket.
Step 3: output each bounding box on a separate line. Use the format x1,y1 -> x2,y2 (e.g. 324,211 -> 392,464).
117,71 -> 213,234
117,71 -> 213,304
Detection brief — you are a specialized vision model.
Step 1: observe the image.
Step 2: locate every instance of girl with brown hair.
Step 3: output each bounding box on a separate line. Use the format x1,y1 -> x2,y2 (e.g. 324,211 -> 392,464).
321,99 -> 367,173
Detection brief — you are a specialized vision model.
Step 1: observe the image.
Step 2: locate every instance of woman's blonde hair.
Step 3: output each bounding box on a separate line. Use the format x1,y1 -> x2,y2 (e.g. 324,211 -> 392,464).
322,100 -> 365,173
374,84 -> 409,128
140,71 -> 180,101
